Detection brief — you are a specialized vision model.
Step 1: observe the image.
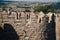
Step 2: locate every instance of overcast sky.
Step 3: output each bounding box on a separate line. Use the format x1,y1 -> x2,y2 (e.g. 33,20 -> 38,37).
0,0 -> 60,2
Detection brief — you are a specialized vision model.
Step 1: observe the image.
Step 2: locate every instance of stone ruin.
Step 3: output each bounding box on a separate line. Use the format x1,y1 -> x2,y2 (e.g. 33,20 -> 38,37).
0,11 -> 59,40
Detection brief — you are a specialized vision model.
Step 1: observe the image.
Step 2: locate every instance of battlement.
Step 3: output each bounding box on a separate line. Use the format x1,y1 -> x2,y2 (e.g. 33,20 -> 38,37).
0,10 -> 60,40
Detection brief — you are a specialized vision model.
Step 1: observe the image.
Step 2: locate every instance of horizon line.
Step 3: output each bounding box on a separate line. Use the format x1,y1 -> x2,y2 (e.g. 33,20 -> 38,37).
0,0 -> 60,2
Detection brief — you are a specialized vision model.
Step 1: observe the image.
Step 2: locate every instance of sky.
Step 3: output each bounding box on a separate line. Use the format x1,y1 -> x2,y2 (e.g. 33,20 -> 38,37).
0,0 -> 60,2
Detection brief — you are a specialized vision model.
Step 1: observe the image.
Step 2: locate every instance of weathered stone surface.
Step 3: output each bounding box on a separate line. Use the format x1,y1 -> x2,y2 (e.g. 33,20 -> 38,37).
0,11 -> 57,40
56,14 -> 60,40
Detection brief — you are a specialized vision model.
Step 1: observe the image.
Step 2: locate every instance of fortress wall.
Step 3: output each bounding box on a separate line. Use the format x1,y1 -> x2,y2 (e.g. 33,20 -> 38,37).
0,11 -> 57,40
56,14 -> 60,40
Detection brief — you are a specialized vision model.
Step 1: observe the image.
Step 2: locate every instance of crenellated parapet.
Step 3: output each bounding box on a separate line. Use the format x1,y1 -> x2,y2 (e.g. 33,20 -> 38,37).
0,11 -> 57,40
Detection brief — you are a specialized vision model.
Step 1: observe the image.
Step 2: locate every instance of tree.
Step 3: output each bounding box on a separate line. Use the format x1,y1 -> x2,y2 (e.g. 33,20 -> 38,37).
34,4 -> 54,14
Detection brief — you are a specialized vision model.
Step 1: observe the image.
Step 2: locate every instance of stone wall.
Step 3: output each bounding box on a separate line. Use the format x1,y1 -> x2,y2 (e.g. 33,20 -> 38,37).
56,13 -> 60,40
0,11 -> 58,40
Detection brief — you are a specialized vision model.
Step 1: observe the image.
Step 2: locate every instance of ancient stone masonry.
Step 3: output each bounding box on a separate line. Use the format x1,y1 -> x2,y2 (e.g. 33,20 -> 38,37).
56,13 -> 60,40
0,11 -> 57,40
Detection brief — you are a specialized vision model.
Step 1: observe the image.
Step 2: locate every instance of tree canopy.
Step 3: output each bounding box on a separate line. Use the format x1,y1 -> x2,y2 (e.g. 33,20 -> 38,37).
34,4 -> 55,14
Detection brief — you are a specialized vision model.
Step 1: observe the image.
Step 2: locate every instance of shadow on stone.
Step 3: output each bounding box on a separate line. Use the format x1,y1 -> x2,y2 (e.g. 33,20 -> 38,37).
4,23 -> 19,40
0,27 -> 5,40
0,23 -> 19,40
47,14 -> 56,40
